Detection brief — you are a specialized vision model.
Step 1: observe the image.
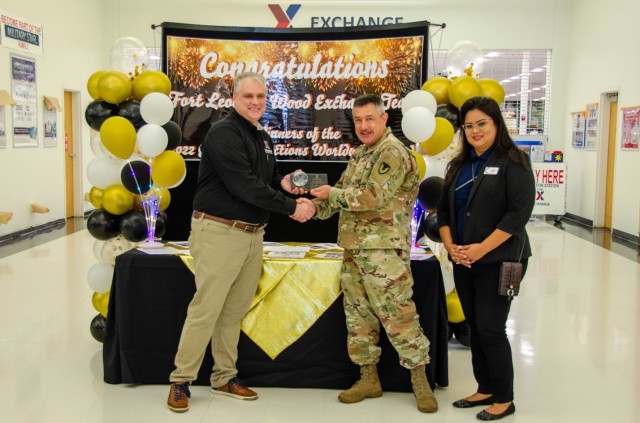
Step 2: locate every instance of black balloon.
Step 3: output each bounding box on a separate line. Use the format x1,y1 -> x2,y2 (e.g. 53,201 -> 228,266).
119,210 -> 149,243
90,313 -> 107,343
162,120 -> 183,151
435,104 -> 461,132
121,160 -> 152,194
85,100 -> 119,131
118,99 -> 145,130
87,209 -> 121,240
417,176 -> 444,212
451,321 -> 471,347
424,212 -> 442,243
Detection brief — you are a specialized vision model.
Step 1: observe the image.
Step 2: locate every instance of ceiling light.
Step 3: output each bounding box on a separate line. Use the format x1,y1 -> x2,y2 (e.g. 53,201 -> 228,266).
500,79 -> 512,84
531,68 -> 544,73
509,76 -> 520,80
485,51 -> 502,58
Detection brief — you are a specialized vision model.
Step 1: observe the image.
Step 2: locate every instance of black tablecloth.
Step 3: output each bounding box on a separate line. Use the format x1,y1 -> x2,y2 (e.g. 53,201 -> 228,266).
103,250 -> 449,391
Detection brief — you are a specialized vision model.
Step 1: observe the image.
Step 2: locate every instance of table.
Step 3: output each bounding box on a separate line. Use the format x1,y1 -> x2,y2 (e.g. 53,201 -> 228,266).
103,249 -> 449,392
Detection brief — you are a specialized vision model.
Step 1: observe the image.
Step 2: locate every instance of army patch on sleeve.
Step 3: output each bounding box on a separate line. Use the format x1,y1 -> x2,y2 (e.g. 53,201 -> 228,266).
371,151 -> 401,185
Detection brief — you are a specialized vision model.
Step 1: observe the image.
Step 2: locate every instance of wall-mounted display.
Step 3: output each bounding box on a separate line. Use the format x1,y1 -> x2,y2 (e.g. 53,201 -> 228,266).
584,103 -> 598,151
570,111 -> 585,148
621,106 -> 639,151
43,107 -> 57,147
11,55 -> 38,148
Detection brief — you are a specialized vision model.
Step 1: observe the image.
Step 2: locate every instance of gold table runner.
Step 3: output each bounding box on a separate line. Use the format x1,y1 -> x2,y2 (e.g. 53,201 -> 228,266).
179,244 -> 343,359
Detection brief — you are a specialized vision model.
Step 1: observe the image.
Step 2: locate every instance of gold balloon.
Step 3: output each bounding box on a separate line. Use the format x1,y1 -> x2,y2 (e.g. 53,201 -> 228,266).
446,290 -> 465,323
102,184 -> 134,215
133,187 -> 171,211
151,151 -> 186,188
92,291 -> 110,318
89,186 -> 104,209
100,116 -> 136,159
420,117 -> 455,156
87,70 -> 107,100
410,149 -> 426,181
132,70 -> 172,101
449,76 -> 483,109
157,187 -> 171,211
479,78 -> 506,104
422,77 -> 451,105
97,71 -> 133,105
132,193 -> 144,211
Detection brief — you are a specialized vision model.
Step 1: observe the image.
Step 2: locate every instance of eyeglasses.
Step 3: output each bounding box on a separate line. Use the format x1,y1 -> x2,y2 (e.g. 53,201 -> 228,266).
462,119 -> 492,132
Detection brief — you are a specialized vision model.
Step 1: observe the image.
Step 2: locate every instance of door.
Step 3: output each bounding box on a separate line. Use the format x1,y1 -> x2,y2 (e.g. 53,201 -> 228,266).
604,101 -> 617,229
64,91 -> 74,218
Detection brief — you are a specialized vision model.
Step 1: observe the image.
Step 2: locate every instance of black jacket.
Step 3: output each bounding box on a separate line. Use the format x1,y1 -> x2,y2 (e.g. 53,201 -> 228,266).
193,109 -> 296,224
437,150 -> 536,263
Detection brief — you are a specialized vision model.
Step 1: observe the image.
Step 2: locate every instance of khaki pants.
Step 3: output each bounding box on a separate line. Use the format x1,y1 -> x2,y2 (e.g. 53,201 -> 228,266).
170,216 -> 263,386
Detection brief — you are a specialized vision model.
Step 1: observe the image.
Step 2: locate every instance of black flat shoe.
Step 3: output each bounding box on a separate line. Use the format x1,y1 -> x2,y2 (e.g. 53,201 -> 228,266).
476,402 -> 515,421
452,396 -> 494,408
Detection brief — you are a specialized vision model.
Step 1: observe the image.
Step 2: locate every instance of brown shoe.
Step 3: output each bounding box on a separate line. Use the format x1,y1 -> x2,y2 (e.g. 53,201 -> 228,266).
212,377 -> 258,400
167,382 -> 191,412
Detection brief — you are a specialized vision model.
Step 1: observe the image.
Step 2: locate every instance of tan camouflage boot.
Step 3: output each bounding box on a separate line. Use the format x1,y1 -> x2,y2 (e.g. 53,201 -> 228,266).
410,364 -> 438,413
338,364 -> 383,403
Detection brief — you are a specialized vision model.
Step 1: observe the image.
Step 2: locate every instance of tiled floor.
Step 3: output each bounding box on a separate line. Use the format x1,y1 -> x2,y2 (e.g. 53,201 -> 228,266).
0,218 -> 638,422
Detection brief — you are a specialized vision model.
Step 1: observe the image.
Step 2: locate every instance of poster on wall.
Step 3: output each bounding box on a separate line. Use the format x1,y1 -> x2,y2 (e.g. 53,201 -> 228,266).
584,103 -> 598,151
621,106 -> 640,151
43,108 -> 57,147
11,55 -> 38,148
570,111 -> 585,148
0,107 -> 6,148
162,22 -> 428,162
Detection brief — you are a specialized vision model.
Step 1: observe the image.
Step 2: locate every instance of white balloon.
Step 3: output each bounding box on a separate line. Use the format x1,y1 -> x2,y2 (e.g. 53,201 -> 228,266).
100,236 -> 133,265
401,90 -> 437,115
140,92 -> 174,125
439,246 -> 456,294
424,154 -> 448,179
137,124 -> 168,158
93,239 -> 106,262
87,157 -> 124,189
90,131 -> 106,157
401,107 -> 436,143
87,262 -> 114,294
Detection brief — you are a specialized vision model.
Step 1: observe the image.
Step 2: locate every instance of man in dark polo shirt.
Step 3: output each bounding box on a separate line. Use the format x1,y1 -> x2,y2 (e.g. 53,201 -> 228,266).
167,71 -> 315,413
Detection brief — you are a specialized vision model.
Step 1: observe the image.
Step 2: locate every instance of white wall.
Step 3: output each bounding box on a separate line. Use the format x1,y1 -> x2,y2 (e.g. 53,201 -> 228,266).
1,0 -> 638,239
0,0 -> 107,237
561,0 -> 640,237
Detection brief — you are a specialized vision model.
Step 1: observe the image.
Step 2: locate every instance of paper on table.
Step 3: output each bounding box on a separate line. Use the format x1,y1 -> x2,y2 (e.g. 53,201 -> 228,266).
263,245 -> 310,253
137,246 -> 190,255
266,251 -> 308,259
308,243 -> 343,250
315,252 -> 344,259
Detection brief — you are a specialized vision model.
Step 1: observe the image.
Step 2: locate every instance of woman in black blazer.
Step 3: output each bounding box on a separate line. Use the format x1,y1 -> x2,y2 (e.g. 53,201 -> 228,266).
437,96 -> 535,421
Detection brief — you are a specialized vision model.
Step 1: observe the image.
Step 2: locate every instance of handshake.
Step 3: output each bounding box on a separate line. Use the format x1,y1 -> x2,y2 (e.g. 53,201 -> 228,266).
282,170 -> 332,223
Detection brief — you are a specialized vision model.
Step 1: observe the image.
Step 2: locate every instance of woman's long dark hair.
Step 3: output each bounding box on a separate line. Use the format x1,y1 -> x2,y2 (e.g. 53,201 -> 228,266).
444,96 -> 531,185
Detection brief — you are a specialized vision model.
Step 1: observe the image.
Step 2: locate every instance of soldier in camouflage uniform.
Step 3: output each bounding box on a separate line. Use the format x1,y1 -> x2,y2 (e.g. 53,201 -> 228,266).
309,94 -> 438,413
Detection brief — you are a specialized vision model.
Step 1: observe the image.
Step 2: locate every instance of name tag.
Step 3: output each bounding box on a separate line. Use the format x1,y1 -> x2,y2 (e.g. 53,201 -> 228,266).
484,167 -> 499,175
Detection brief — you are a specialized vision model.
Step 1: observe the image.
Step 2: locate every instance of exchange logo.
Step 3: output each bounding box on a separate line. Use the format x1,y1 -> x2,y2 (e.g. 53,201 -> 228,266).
268,4 -> 302,28
536,190 -> 544,201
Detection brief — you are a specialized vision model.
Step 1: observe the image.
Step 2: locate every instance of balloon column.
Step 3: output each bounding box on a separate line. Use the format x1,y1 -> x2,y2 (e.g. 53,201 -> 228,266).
84,37 -> 186,342
406,40 -> 505,346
